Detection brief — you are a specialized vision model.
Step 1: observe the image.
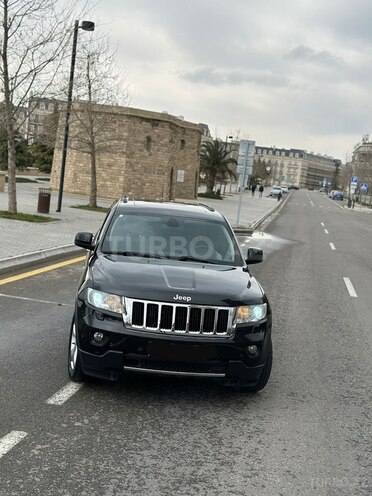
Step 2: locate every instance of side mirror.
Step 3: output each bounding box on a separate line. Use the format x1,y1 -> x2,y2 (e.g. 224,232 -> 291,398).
246,247 -> 263,264
75,232 -> 94,250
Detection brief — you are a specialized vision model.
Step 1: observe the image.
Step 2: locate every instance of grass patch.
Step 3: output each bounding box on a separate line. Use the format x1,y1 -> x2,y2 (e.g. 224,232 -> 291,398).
5,176 -> 37,183
0,211 -> 58,222
71,204 -> 109,213
198,192 -> 223,200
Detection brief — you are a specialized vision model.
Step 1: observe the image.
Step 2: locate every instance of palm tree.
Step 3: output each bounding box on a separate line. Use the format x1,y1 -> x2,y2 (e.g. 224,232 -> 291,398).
200,139 -> 237,195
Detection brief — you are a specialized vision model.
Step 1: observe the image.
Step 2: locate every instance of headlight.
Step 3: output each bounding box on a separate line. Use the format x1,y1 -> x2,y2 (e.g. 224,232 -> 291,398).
235,303 -> 267,323
87,288 -> 124,314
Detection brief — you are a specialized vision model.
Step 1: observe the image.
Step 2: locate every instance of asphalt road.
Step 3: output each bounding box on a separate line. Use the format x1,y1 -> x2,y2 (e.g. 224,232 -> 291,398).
0,190 -> 371,496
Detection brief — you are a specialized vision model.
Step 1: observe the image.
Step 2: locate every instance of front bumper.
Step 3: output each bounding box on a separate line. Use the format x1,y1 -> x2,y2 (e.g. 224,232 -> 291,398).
75,302 -> 272,384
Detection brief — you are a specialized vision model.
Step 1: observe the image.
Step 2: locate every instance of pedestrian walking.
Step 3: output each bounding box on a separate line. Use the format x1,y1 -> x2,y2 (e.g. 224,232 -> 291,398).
251,184 -> 257,196
259,185 -> 264,198
277,190 -> 282,201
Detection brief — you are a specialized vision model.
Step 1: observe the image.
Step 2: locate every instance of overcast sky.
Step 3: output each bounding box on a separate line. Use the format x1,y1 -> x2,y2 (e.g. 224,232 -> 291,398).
94,0 -> 372,160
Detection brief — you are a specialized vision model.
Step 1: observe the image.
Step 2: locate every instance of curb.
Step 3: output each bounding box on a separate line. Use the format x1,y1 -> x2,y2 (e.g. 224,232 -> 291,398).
232,192 -> 291,235
0,244 -> 81,275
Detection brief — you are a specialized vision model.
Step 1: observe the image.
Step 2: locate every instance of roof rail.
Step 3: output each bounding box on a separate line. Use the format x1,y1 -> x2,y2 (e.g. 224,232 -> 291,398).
197,202 -> 215,212
120,195 -> 135,204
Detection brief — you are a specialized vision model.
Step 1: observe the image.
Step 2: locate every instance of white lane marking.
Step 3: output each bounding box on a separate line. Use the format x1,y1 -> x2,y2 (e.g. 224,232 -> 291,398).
0,293 -> 73,306
0,431 -> 27,459
306,193 -> 314,206
330,243 -> 336,250
321,222 -> 325,227
46,382 -> 83,406
343,277 -> 358,298
324,229 -> 329,234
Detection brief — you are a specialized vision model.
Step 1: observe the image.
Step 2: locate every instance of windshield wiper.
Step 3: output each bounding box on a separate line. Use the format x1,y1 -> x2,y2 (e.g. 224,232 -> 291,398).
111,251 -> 166,259
176,256 -> 219,264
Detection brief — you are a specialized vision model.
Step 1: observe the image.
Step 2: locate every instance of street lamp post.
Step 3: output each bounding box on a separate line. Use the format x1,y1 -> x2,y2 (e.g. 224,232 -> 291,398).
56,20 -> 95,212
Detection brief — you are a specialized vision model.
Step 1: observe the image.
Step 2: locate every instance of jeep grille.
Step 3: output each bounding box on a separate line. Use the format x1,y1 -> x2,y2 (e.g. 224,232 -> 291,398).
123,298 -> 235,337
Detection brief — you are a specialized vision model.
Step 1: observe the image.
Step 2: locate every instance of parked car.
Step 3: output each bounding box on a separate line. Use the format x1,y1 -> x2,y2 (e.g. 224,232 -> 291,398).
328,190 -> 336,198
332,191 -> 344,200
281,185 -> 289,194
68,199 -> 273,392
271,185 -> 282,197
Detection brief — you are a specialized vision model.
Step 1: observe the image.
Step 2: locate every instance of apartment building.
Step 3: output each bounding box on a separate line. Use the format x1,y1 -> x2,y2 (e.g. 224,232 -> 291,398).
254,146 -> 340,189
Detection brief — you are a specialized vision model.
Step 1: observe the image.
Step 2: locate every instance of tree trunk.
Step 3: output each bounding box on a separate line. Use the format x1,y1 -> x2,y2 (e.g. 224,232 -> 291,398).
6,131 -> 17,214
89,143 -> 97,208
2,0 -> 17,213
206,175 -> 215,195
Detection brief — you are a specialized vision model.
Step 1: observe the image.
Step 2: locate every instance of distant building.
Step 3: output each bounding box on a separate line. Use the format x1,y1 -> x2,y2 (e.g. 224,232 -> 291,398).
50,103 -> 201,201
199,123 -> 211,138
14,96 -> 58,144
254,146 -> 341,189
350,135 -> 372,185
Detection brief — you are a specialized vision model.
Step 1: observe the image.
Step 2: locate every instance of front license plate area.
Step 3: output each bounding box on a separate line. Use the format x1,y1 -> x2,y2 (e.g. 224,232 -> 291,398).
147,341 -> 217,362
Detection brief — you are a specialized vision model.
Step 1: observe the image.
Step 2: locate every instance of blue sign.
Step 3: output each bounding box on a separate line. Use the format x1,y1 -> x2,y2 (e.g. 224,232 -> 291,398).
351,175 -> 359,185
360,183 -> 368,192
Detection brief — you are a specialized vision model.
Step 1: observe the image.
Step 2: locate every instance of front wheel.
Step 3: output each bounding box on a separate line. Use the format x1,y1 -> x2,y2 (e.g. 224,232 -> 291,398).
68,317 -> 87,382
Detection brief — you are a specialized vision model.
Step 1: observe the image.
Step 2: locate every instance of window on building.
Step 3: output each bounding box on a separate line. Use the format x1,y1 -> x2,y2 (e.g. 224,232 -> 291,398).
275,151 -> 279,156
295,153 -> 299,158
257,149 -> 261,154
269,150 -> 272,155
263,150 -> 267,155
145,136 -> 152,152
281,152 -> 285,157
180,139 -> 186,150
48,103 -> 55,111
289,152 -> 293,157
40,102 -> 45,110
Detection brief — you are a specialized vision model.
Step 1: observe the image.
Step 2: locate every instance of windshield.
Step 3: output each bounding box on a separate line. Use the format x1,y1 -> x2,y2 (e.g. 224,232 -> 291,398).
101,212 -> 243,266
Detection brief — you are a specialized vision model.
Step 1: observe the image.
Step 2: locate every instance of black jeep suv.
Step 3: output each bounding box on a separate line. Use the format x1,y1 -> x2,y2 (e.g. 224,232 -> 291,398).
68,200 -> 272,392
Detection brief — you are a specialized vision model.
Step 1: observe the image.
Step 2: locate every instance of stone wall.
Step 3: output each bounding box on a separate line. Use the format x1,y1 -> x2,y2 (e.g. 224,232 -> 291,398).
50,104 -> 201,201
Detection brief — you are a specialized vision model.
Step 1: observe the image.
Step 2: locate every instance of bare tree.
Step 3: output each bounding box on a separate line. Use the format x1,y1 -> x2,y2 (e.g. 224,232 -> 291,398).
67,35 -> 134,207
0,0 -> 87,213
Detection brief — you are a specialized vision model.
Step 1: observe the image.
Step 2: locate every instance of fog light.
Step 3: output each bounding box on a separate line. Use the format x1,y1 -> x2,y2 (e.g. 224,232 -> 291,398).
247,345 -> 258,354
93,332 -> 104,342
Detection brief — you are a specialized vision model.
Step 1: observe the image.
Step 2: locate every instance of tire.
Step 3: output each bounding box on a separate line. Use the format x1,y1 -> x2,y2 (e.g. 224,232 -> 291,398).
239,337 -> 273,393
68,317 -> 87,382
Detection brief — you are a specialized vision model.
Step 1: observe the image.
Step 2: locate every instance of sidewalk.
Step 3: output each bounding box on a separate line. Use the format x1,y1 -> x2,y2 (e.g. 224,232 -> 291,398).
0,184 -> 283,273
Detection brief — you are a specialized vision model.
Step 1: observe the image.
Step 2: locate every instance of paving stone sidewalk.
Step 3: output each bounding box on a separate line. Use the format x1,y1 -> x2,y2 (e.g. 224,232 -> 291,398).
0,183 -> 281,272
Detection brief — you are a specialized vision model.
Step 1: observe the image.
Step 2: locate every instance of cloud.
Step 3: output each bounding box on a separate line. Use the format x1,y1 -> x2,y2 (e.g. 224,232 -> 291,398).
182,67 -> 290,88
285,45 -> 345,67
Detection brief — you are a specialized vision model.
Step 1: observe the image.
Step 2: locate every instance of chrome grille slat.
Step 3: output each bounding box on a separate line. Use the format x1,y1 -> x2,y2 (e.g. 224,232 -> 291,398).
124,297 -> 235,337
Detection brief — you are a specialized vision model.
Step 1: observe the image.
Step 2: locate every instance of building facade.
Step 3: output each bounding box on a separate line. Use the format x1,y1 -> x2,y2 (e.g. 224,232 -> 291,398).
14,96 -> 58,144
253,146 -> 340,189
50,103 -> 201,201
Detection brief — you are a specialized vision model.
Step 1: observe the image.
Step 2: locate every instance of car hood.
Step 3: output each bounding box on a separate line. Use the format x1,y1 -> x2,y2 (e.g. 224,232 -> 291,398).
88,254 -> 265,307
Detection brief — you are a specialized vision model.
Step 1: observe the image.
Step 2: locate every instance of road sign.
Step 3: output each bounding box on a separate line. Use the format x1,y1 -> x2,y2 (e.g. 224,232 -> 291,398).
360,183 -> 368,192
351,175 -> 359,186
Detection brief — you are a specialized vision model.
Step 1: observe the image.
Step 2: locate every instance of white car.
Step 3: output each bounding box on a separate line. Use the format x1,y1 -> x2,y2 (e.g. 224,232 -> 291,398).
281,186 -> 289,194
271,185 -> 282,197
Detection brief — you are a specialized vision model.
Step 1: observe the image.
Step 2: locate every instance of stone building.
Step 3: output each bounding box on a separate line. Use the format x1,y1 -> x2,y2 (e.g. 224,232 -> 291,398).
14,96 -> 58,144
50,104 -> 201,201
253,146 -> 341,189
